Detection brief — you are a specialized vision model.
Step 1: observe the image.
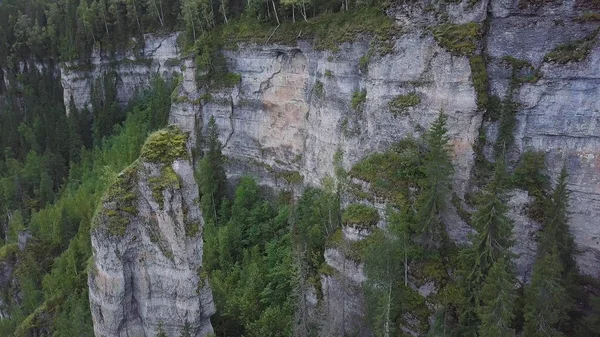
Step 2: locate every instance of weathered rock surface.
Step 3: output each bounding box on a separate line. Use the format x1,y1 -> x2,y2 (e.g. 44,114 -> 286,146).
61,33 -> 181,115
486,0 -> 600,277
88,127 -> 214,337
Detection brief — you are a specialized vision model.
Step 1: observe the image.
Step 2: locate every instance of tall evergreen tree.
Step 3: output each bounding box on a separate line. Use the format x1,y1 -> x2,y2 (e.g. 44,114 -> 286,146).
416,111 -> 454,251
458,159 -> 513,337
539,165 -> 575,276
198,116 -> 227,225
468,160 -> 513,287
477,258 -> 517,337
524,252 -> 570,337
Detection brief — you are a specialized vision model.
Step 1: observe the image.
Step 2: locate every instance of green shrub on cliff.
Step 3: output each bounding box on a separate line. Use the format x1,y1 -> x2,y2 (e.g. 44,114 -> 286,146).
342,204 -> 380,228
141,126 -> 189,164
433,23 -> 481,56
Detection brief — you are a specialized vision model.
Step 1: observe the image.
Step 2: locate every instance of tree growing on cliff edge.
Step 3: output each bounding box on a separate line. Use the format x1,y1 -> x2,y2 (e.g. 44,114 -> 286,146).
198,116 -> 227,225
416,110 -> 454,252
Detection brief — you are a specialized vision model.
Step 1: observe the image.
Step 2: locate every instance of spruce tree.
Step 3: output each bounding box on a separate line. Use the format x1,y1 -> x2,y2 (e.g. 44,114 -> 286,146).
540,165 -> 575,276
468,160 -> 513,287
416,111 -> 454,251
524,252 -> 570,337
477,258 -> 517,337
198,116 -> 227,225
458,160 -> 514,336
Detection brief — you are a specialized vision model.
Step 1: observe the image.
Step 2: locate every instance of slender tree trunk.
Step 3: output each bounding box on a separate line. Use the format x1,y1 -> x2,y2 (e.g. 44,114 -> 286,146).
133,0 -> 142,31
292,5 -> 296,23
301,2 -> 308,21
272,0 -> 280,25
153,0 -> 164,27
221,0 -> 229,24
385,281 -> 392,337
404,232 -> 408,287
159,0 -> 165,27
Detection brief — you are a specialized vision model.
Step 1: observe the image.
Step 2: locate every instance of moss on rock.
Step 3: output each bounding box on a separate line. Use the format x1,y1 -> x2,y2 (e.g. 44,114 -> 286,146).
433,23 -> 481,56
389,93 -> 421,116
544,32 -> 597,64
93,164 -> 139,237
149,165 -> 182,209
141,126 -> 189,164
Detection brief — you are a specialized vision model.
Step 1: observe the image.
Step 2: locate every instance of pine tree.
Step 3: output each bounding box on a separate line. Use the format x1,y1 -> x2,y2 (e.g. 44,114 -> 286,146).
198,116 -> 227,226
477,258 -> 517,337
416,111 -> 454,251
524,252 -> 570,337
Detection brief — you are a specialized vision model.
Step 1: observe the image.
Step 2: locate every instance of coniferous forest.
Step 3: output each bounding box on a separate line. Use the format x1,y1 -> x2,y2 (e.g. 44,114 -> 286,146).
0,0 -> 599,337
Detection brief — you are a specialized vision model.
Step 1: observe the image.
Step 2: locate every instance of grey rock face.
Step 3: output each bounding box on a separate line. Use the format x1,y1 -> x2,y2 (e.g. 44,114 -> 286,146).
486,0 -> 600,276
88,133 -> 214,337
61,33 -> 181,115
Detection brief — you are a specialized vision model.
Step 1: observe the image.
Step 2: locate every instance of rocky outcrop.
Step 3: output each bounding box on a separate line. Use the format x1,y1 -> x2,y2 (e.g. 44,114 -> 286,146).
88,126 -> 214,337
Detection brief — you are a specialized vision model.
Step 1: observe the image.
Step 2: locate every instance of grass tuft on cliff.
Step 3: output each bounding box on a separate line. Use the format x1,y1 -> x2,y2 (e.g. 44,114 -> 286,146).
342,204 -> 380,228
544,32 -> 598,64
389,93 -> 421,116
433,23 -> 481,56
141,126 -> 189,164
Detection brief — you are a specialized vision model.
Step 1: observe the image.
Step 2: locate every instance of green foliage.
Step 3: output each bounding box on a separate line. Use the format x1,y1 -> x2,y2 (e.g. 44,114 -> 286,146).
0,77 -> 173,335
539,166 -> 576,275
494,95 -> 519,156
476,259 -> 517,337
197,116 -> 227,226
544,32 -> 597,64
469,56 -> 489,110
220,7 -> 395,52
204,177 -> 296,337
351,90 -> 367,111
524,252 -> 570,337
416,111 -> 454,251
141,126 -> 189,164
325,70 -> 334,78
314,80 -> 324,98
467,161 -> 514,287
433,23 -> 481,56
349,139 -> 425,207
94,164 -> 138,237
574,12 -> 600,22
342,204 -> 380,228
389,93 -> 421,116
513,150 -> 549,219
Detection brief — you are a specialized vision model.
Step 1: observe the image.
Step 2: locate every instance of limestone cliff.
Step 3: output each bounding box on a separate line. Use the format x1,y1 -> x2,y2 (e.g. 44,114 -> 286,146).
88,126 -> 214,337
69,0 -> 600,335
